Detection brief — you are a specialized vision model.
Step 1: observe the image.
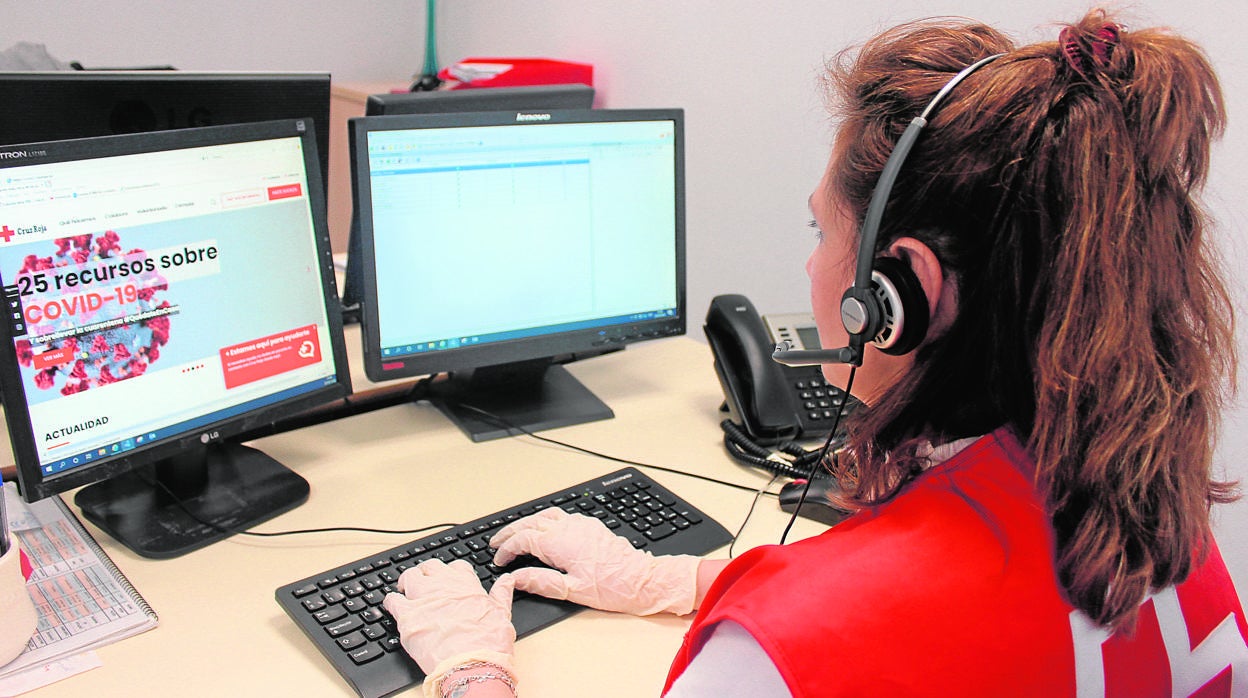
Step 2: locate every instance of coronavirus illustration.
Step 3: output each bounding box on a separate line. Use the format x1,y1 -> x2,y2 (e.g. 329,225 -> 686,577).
13,231 -> 171,395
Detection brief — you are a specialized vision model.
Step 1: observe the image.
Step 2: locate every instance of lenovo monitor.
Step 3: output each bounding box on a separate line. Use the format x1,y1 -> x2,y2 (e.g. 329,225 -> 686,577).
0,119 -> 351,558
350,108 -> 685,441
340,84 -> 596,317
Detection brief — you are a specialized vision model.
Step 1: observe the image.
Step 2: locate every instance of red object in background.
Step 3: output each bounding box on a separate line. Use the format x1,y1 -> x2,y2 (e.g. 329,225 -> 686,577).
20,548 -> 32,580
438,57 -> 593,89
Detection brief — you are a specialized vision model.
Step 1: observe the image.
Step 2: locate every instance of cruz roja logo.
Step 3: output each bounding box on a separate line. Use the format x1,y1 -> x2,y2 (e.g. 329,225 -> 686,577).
0,224 -> 47,243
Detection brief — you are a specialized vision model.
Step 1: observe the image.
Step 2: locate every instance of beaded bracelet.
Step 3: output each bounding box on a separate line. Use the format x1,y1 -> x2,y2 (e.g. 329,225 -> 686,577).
438,660 -> 514,682
439,670 -> 517,698
423,656 -> 518,698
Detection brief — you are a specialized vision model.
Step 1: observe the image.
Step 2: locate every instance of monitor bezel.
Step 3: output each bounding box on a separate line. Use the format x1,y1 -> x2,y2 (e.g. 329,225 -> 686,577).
363,83 -> 595,117
0,118 -> 353,502
0,70 -> 332,196
350,108 -> 687,385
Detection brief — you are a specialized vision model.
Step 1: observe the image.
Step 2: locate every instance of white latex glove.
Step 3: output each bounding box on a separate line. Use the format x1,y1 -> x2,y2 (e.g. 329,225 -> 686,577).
382,559 -> 516,678
490,507 -> 701,616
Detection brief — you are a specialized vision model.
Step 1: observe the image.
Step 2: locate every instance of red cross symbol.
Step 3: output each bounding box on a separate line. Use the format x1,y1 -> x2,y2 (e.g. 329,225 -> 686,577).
0,225 -> 13,243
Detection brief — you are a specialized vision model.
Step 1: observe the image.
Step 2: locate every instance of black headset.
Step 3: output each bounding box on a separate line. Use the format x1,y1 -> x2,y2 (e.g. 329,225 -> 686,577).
772,53 -> 1004,543
773,53 -> 1004,368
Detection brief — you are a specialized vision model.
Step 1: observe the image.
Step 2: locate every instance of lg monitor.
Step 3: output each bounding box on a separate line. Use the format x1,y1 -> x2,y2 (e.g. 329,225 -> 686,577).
0,119 -> 352,558
0,71 -> 332,195
350,108 -> 685,441
340,84 -> 596,316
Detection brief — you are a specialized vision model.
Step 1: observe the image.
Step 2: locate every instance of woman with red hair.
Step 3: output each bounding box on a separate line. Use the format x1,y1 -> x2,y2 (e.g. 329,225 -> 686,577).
384,10 -> 1246,696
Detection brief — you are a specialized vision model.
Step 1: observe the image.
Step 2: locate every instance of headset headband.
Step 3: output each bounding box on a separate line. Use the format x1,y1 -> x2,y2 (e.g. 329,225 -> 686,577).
851,53 -> 1004,291
839,52 -> 1004,364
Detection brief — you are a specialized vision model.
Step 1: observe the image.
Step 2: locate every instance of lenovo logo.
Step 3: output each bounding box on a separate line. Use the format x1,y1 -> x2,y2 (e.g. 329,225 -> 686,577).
515,112 -> 552,122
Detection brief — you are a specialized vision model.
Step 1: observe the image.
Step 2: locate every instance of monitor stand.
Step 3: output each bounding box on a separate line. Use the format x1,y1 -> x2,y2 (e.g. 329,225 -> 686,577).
74,442 -> 309,559
429,358 -> 614,442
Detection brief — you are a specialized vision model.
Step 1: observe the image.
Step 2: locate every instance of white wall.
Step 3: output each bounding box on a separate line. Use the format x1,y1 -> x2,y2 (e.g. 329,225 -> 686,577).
4,0 -> 1247,593
0,1 -> 427,81
432,0 -> 1248,614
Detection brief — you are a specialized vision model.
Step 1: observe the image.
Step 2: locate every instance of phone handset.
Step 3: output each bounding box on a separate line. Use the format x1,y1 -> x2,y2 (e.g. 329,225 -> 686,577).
705,294 -> 804,443
704,294 -> 853,445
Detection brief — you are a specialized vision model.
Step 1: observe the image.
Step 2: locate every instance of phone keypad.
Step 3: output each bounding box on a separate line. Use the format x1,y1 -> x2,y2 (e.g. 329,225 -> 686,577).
797,377 -> 846,421
785,366 -> 856,437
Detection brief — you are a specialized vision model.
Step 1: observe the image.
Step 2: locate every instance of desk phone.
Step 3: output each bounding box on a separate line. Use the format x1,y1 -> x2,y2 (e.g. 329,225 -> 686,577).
705,295 -> 857,445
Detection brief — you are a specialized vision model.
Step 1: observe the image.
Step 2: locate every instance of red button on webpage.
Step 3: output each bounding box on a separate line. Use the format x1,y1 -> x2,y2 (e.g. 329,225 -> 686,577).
267,183 -> 303,201
32,346 -> 74,370
218,324 -> 321,390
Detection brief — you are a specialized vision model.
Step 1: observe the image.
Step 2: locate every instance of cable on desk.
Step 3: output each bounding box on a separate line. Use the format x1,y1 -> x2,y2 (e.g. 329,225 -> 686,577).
129,466 -> 463,540
780,367 -> 855,545
720,419 -> 837,481
234,374 -> 437,443
453,401 -> 794,556
138,379 -> 793,544
450,401 -> 782,497
235,523 -> 461,538
727,474 -> 778,559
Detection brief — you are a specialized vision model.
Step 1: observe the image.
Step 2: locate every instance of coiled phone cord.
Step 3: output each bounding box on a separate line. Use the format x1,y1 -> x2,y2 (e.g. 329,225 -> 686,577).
719,419 -> 836,481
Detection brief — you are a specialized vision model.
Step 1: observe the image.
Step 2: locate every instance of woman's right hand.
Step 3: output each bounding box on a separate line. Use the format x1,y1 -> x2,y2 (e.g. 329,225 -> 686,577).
490,508 -> 702,616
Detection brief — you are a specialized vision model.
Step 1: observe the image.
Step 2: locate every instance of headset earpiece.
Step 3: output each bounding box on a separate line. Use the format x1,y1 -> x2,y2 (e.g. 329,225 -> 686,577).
868,256 -> 928,355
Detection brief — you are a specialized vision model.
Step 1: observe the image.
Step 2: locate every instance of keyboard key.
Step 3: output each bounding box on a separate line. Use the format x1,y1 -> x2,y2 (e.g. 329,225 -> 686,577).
325,616 -> 364,638
312,606 -> 347,625
322,589 -> 346,605
292,583 -> 318,598
337,631 -> 368,650
644,523 -> 677,541
362,624 -> 387,641
347,643 -> 386,665
302,598 -> 327,612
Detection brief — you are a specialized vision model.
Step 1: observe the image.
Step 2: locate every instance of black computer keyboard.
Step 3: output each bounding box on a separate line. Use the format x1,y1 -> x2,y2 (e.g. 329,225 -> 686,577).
275,467 -> 733,698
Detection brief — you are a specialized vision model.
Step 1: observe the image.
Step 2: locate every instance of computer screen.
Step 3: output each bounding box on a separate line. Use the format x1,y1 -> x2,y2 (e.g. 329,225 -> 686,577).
340,84 -> 596,316
0,119 -> 352,558
351,108 -> 685,441
0,71 -> 332,196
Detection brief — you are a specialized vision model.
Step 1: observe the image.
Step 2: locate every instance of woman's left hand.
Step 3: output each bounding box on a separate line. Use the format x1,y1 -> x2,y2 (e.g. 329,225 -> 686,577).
382,558 -> 516,673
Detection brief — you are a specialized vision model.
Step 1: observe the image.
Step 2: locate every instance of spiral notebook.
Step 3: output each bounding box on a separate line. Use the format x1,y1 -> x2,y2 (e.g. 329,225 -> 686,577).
0,486 -> 158,683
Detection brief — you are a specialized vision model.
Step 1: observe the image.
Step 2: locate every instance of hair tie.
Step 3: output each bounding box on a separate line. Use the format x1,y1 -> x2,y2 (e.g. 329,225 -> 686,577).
1059,21 -> 1121,77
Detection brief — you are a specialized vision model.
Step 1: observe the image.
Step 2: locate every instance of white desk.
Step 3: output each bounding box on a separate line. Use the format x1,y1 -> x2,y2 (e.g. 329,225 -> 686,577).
11,328 -> 824,697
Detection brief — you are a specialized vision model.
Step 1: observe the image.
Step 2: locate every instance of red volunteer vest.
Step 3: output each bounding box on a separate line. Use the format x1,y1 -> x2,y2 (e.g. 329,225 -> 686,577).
664,428 -> 1248,697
